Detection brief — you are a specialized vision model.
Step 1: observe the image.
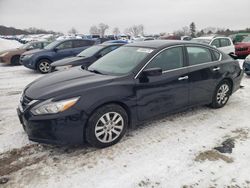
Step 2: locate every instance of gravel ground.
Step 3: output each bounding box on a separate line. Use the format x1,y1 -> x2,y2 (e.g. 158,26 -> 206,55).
0,62 -> 250,188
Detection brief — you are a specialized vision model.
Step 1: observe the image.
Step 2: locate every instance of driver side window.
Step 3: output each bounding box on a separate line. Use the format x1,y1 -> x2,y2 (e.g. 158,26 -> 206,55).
146,46 -> 184,71
211,39 -> 220,48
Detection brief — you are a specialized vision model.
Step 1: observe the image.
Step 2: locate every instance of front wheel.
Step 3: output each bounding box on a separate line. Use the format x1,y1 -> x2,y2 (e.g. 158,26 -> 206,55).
210,80 -> 232,109
37,59 -> 51,74
85,104 -> 128,148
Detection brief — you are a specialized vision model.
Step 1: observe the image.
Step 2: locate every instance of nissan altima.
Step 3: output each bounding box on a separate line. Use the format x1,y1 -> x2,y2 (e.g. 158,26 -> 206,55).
17,40 -> 243,148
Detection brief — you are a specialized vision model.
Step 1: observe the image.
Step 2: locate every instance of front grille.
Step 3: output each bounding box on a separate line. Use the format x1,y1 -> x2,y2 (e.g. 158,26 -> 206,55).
236,47 -> 248,52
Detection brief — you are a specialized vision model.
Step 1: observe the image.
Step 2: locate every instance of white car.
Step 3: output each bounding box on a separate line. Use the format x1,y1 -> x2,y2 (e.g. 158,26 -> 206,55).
192,36 -> 235,55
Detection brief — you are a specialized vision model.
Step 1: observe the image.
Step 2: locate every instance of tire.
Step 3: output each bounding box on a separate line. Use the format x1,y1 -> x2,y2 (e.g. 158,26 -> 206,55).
210,80 -> 232,109
11,55 -> 20,65
37,59 -> 51,74
85,104 -> 128,148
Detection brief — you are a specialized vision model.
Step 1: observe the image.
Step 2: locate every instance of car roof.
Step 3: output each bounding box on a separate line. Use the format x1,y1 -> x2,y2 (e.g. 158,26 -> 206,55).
125,40 -> 212,49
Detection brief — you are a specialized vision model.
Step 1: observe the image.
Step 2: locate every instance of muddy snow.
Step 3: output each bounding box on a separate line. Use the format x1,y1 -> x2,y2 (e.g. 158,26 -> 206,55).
0,62 -> 250,188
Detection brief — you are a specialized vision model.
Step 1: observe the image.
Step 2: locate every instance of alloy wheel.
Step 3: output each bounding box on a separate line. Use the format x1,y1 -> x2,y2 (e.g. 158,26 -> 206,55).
39,61 -> 50,73
216,84 -> 230,105
95,112 -> 124,143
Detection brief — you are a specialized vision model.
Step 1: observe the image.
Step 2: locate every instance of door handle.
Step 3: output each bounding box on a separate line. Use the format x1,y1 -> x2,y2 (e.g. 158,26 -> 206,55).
213,67 -> 220,71
178,76 -> 189,81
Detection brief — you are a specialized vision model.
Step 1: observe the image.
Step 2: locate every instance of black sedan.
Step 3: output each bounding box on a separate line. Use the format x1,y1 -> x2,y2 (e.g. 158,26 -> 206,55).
17,40 -> 243,148
50,43 -> 124,72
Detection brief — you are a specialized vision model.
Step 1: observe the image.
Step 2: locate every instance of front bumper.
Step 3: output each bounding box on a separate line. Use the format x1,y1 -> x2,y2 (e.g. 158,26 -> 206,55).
20,56 -> 36,70
17,106 -> 88,145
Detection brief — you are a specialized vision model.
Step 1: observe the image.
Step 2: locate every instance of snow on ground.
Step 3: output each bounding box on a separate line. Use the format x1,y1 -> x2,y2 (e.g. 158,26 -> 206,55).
0,61 -> 250,188
0,39 -> 22,52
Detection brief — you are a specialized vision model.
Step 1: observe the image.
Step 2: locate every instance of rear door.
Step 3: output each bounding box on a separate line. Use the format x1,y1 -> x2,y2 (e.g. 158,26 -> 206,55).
135,46 -> 189,121
186,45 -> 222,105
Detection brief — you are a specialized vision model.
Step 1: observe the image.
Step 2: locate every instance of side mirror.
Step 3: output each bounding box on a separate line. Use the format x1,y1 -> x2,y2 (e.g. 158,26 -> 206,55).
142,67 -> 162,77
212,45 -> 217,48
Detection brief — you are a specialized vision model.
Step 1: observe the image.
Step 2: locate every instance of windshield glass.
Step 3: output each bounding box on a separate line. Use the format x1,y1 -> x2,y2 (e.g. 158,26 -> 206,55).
242,36 -> 250,42
88,46 -> 154,75
77,45 -> 104,57
191,38 -> 211,44
20,43 -> 32,49
44,40 -> 61,50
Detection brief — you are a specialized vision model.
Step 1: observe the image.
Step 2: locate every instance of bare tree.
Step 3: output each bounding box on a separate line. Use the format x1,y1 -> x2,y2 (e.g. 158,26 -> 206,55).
98,23 -> 109,37
68,27 -> 78,35
125,24 -> 144,37
113,27 -> 120,35
89,25 -> 99,35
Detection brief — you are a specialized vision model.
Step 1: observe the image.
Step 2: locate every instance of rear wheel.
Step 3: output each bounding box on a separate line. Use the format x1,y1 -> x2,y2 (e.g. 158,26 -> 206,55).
37,59 -> 51,74
210,80 -> 232,108
11,55 -> 20,65
85,104 -> 128,148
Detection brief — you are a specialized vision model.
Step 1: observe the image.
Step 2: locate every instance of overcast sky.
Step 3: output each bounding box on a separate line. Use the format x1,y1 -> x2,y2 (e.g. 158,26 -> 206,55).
0,0 -> 249,34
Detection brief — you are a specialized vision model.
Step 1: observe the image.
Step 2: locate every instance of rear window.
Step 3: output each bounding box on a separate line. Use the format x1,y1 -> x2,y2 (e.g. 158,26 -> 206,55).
187,46 -> 212,66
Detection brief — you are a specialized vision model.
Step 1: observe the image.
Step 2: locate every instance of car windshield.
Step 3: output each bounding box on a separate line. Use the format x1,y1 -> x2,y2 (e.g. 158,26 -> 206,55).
192,38 -> 211,44
87,46 -> 154,75
44,40 -> 61,50
242,36 -> 250,42
77,45 -> 104,57
20,43 -> 33,49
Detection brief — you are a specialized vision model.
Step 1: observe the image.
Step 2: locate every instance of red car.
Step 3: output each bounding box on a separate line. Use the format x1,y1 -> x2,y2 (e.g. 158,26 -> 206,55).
235,35 -> 250,58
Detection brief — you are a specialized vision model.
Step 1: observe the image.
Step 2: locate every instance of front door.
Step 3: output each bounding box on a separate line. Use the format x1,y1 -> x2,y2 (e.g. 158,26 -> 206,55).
135,46 -> 189,121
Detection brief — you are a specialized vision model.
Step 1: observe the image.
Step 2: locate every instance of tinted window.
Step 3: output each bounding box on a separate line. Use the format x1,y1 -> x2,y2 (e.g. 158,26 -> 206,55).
220,38 -> 231,47
187,46 -> 212,65
56,41 -> 73,49
146,47 -> 184,71
73,40 -> 95,48
211,39 -> 220,48
99,46 -> 119,57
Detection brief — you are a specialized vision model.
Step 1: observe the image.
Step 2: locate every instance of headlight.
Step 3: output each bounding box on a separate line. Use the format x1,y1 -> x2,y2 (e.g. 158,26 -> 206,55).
246,55 -> 250,61
31,97 -> 80,115
24,54 -> 33,59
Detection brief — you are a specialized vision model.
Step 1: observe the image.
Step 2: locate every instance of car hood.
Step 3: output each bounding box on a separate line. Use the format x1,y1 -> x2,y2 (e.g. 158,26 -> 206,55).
235,42 -> 250,48
51,56 -> 89,67
0,48 -> 25,55
25,67 -> 116,100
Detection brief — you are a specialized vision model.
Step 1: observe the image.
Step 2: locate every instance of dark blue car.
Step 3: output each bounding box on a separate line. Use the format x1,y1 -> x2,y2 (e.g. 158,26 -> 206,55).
20,39 -> 96,73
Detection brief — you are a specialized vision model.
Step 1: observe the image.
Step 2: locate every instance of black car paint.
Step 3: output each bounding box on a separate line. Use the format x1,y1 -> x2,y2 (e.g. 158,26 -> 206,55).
17,40 -> 243,145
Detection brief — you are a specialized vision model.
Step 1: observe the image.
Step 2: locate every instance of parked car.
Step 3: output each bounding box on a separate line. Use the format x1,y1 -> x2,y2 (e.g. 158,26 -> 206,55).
0,41 -> 50,65
243,54 -> 250,75
229,33 -> 250,44
17,40 -> 243,148
20,39 -> 96,73
192,36 -> 235,55
235,36 -> 250,58
50,43 -> 124,72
